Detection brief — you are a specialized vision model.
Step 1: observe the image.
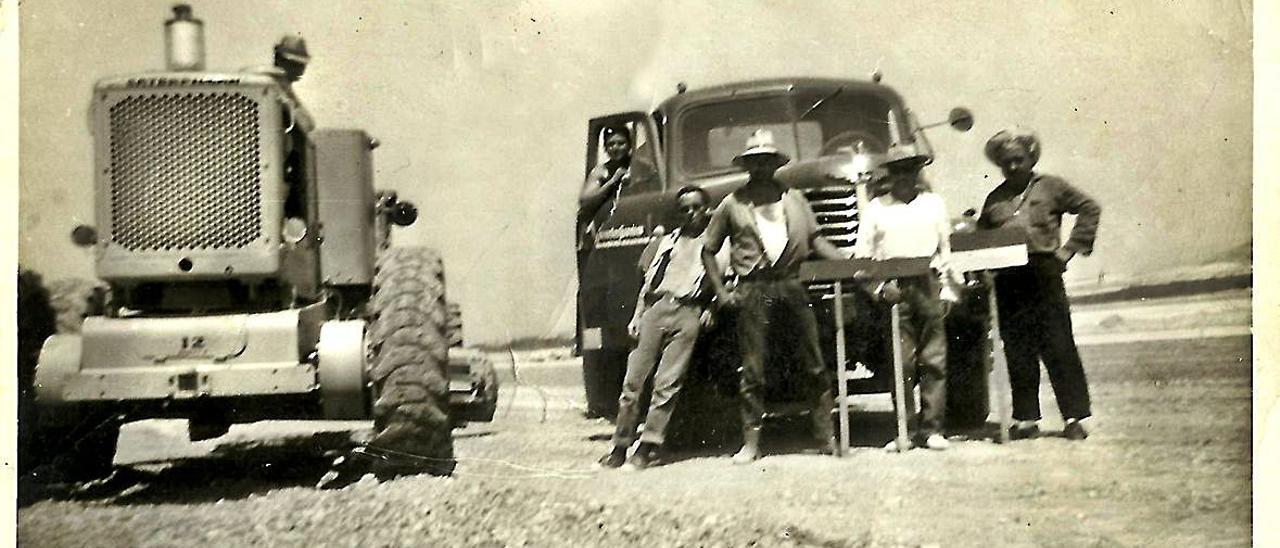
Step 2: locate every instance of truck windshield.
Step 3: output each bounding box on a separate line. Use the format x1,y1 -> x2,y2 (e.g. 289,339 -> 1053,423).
679,91 -> 899,177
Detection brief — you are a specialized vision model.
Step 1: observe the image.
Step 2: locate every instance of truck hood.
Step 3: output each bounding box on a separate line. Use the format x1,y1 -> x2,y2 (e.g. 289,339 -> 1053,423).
774,153 -> 882,191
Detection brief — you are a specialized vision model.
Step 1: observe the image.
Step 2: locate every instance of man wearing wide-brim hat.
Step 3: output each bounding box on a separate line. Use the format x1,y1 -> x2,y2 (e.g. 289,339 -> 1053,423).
701,129 -> 849,463
854,144 -> 959,451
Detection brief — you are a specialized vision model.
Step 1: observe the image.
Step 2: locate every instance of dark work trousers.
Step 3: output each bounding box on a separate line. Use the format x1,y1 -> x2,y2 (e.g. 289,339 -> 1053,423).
895,275 -> 948,436
613,296 -> 703,448
735,277 -> 835,441
994,253 -> 1092,421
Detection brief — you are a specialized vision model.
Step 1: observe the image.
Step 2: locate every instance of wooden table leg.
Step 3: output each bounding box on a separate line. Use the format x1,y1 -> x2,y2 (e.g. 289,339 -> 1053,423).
890,302 -> 910,452
834,281 -> 849,457
987,283 -> 1012,443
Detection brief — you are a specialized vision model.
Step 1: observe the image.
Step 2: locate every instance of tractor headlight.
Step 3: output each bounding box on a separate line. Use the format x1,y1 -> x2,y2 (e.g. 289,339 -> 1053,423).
282,217 -> 309,245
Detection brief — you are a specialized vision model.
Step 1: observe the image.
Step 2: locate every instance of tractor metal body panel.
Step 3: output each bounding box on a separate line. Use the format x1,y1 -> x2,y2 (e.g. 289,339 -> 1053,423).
313,129 -> 377,286
45,306 -> 327,403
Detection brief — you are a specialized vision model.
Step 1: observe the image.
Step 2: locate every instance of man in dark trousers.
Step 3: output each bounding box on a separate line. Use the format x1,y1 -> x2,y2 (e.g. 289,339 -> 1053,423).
978,128 -> 1101,441
701,129 -> 848,464
597,185 -> 720,470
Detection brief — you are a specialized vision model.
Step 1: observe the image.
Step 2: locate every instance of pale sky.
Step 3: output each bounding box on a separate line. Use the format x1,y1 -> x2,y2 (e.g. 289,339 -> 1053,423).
18,1 -> 1252,344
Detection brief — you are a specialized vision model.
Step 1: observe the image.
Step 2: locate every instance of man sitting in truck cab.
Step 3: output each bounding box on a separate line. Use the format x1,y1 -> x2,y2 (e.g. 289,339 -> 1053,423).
701,129 -> 850,464
578,125 -> 657,243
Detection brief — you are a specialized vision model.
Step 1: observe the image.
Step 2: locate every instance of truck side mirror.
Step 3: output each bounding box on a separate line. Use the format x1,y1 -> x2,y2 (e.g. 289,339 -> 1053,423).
71,224 -> 98,247
948,107 -> 974,132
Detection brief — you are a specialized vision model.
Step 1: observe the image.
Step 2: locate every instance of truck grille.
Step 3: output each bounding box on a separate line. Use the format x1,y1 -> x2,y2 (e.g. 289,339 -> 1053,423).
804,185 -> 858,248
803,184 -> 859,297
107,92 -> 262,251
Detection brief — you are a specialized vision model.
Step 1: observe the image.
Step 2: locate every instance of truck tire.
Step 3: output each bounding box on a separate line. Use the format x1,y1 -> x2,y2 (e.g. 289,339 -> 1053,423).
581,349 -> 626,420
366,247 -> 455,477
945,284 -> 993,430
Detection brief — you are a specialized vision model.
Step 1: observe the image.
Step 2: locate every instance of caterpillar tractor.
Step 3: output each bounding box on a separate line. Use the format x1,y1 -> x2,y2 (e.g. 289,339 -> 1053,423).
576,77 -> 992,447
31,5 -> 497,485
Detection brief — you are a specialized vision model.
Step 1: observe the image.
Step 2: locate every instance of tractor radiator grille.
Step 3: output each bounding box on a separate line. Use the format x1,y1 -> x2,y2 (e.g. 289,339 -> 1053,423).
108,92 -> 262,251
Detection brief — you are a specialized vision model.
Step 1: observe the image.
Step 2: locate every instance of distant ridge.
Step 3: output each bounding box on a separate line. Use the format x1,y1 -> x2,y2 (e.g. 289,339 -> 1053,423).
1068,258 -> 1251,305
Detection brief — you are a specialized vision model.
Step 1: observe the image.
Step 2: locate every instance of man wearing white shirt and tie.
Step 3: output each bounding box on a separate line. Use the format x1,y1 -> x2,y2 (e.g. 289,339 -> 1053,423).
597,186 -> 720,471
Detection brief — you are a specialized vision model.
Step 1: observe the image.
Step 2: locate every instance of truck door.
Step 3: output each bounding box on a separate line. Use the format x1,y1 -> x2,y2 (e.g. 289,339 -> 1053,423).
577,112 -> 668,418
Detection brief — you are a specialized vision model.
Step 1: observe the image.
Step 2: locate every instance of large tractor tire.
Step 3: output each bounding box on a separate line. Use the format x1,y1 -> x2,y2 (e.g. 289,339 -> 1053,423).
32,408 -> 123,483
18,269 -> 58,475
365,247 -> 455,477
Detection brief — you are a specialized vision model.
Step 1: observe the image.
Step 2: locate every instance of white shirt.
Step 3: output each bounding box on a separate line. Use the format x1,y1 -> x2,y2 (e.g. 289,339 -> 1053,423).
752,202 -> 789,265
854,192 -> 950,260
653,235 -> 707,299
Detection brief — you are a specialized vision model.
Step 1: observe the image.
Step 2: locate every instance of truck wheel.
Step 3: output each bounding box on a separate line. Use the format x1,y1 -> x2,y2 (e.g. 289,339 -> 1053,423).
582,349 -> 626,420
366,247 -> 455,477
945,286 -> 992,430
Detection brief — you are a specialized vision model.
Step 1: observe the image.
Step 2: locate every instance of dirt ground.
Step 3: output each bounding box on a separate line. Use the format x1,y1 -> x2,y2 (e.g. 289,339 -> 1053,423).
17,334 -> 1250,547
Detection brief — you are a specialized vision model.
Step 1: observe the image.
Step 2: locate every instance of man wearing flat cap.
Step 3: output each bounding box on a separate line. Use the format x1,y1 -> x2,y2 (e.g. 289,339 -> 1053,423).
701,129 -> 848,463
978,128 -> 1101,442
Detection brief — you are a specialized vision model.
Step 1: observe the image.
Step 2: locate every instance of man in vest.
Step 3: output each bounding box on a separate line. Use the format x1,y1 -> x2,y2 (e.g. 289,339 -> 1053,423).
701,129 -> 848,464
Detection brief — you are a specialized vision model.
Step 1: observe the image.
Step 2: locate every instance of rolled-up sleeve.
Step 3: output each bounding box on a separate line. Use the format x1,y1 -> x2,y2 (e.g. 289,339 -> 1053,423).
703,201 -> 730,254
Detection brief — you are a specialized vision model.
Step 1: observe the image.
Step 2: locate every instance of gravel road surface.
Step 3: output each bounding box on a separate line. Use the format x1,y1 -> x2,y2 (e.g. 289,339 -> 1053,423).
18,294 -> 1252,547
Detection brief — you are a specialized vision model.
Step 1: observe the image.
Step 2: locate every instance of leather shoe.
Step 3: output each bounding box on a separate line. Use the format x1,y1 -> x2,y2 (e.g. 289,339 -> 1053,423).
1009,423 -> 1040,441
923,433 -> 950,451
1064,420 -> 1089,441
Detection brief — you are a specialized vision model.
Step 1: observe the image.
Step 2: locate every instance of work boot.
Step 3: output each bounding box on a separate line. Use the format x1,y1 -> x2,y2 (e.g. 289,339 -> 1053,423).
596,446 -> 628,469
622,442 -> 659,471
732,428 -> 762,465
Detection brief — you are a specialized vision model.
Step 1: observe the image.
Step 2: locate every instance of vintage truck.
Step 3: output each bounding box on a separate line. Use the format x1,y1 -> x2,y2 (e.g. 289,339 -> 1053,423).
576,77 -> 993,445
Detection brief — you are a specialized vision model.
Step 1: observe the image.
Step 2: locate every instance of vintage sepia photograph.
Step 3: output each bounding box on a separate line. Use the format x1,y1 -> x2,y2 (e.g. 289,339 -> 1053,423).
6,1 -> 1272,546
